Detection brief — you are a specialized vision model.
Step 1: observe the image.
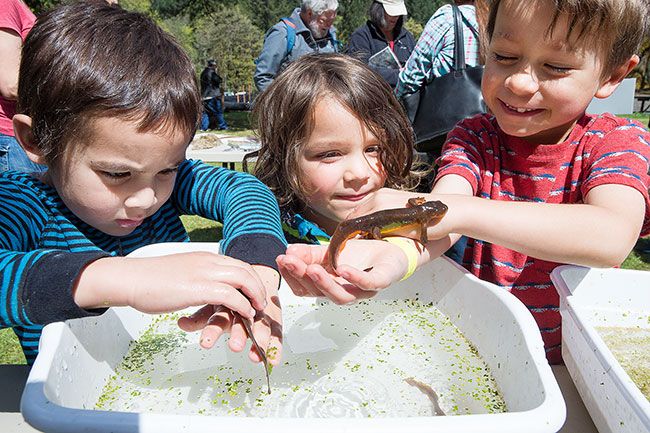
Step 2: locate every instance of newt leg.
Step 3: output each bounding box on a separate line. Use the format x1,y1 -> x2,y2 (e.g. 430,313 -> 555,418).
419,223 -> 428,244
407,197 -> 426,207
370,226 -> 383,240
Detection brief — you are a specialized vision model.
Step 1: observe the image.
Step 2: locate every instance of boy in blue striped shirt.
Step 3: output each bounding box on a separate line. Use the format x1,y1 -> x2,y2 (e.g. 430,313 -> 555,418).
1,2 -> 286,366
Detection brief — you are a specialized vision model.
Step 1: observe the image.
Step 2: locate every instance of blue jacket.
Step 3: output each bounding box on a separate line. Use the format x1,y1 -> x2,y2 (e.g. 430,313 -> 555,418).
347,21 -> 415,88
254,8 -> 339,92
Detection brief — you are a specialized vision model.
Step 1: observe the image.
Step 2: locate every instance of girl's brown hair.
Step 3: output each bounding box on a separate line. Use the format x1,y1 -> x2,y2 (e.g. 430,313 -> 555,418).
253,53 -> 418,213
17,1 -> 201,165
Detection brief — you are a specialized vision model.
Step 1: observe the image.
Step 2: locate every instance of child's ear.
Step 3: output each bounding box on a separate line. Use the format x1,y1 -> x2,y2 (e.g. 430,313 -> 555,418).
13,114 -> 46,165
594,55 -> 639,99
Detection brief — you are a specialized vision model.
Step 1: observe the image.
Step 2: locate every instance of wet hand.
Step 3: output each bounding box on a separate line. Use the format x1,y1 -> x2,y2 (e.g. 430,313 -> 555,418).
277,240 -> 409,304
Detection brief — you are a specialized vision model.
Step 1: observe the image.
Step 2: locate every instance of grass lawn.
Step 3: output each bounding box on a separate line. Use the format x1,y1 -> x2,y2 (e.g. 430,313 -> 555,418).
1,111 -> 648,364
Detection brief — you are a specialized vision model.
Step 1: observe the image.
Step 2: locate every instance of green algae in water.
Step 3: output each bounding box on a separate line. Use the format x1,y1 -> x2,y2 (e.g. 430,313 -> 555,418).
95,300 -> 507,417
596,326 -> 650,401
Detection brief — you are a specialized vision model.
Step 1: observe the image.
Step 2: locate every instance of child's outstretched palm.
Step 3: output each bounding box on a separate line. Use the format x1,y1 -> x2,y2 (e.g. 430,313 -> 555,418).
277,239 -> 411,304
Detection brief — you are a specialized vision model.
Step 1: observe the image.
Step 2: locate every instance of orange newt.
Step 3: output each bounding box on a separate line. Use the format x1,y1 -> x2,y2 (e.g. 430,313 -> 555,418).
327,197 -> 448,271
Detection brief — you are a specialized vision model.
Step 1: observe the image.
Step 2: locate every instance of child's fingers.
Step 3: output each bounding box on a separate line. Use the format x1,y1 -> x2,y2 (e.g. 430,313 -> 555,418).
335,264 -> 394,291
277,255 -> 323,297
265,334 -> 284,366
177,304 -> 217,332
205,263 -> 267,312
305,265 -> 376,304
189,284 -> 258,319
248,315 -> 272,363
284,244 -> 328,264
198,308 -> 233,349
227,316 -> 248,352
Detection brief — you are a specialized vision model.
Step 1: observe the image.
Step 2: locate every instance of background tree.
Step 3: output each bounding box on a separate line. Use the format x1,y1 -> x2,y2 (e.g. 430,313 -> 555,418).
193,5 -> 263,92
405,0 -> 445,28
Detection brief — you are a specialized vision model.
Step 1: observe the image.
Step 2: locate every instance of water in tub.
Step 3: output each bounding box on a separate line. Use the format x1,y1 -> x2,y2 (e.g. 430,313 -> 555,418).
596,325 -> 650,401
95,298 -> 507,417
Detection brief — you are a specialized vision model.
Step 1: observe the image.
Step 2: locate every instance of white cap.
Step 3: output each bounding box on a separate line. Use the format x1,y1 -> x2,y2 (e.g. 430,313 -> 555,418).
377,0 -> 407,16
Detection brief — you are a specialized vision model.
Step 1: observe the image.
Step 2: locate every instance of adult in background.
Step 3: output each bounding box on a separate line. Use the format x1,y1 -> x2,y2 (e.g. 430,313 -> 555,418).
254,0 -> 339,92
347,0 -> 415,89
200,59 -> 228,131
395,0 -> 479,99
395,0 -> 480,265
0,0 -> 44,172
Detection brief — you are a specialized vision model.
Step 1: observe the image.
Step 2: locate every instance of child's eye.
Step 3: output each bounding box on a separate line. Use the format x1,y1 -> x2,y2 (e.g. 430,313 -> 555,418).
492,52 -> 517,63
159,167 -> 179,176
317,151 -> 340,160
365,145 -> 381,154
545,63 -> 571,74
100,171 -> 130,179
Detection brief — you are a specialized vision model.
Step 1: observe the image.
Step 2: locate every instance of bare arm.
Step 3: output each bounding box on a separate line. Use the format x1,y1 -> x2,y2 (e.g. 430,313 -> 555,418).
73,252 -> 268,318
0,28 -> 22,100
429,181 -> 644,267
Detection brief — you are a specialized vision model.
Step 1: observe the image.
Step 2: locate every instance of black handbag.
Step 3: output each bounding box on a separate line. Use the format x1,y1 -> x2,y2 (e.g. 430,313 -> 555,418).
407,4 -> 486,154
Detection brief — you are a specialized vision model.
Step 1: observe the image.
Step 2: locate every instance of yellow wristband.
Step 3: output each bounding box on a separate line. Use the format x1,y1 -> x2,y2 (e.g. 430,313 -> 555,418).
384,237 -> 420,281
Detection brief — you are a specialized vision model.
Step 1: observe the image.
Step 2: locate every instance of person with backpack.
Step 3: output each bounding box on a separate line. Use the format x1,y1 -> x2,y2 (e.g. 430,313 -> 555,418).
200,59 -> 228,131
254,0 -> 339,93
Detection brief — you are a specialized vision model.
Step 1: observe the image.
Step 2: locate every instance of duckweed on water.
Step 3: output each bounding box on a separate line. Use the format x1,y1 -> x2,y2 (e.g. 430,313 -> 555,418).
95,300 -> 507,417
597,326 -> 650,401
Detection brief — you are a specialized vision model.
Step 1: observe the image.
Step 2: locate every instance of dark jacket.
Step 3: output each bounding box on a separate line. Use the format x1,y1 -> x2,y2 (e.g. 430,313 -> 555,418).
347,21 -> 415,88
200,67 -> 223,99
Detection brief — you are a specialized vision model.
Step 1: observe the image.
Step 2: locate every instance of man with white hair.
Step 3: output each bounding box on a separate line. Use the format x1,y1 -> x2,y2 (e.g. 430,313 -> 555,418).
254,0 -> 339,92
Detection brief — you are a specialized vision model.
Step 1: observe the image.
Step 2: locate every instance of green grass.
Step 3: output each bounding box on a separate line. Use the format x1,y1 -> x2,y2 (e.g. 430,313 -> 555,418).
1,111 -> 648,364
201,111 -> 254,137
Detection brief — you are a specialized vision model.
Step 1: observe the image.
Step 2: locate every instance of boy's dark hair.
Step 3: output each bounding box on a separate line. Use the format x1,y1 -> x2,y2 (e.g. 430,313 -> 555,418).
253,53 -> 419,213
17,1 -> 201,165
486,0 -> 650,76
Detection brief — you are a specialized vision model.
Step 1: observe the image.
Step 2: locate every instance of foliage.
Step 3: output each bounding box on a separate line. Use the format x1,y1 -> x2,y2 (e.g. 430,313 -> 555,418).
193,6 -> 263,92
404,17 -> 424,41
239,0 -> 297,34
120,0 -> 153,14
335,0 -> 369,46
159,15 -> 197,65
404,0 -> 445,27
633,38 -> 650,91
23,0 -> 60,14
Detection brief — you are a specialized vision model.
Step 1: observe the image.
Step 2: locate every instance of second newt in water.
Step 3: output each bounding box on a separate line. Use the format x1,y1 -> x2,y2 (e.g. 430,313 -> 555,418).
327,197 -> 448,271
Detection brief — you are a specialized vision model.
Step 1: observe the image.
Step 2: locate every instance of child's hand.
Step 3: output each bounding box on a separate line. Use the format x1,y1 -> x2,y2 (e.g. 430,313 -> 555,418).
277,239 -> 412,304
177,266 -> 283,366
76,252 -> 268,320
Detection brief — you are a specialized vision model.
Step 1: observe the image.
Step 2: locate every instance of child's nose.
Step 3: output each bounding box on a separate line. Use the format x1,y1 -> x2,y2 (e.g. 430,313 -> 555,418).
342,157 -> 371,183
124,186 -> 157,210
505,67 -> 540,96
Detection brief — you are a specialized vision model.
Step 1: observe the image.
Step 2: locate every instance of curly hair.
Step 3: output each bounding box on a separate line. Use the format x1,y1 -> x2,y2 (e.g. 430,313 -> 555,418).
253,53 -> 421,213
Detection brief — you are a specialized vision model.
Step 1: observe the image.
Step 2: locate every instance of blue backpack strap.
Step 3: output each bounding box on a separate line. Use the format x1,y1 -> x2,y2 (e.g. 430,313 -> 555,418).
328,28 -> 341,52
281,17 -> 297,55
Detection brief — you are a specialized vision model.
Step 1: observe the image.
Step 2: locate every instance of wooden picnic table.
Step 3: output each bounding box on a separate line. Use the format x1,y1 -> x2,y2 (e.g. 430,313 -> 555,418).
635,93 -> 650,113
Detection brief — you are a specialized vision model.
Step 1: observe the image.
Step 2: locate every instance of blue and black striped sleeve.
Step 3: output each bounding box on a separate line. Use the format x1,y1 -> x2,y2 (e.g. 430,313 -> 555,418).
173,160 -> 287,269
0,175 -> 107,328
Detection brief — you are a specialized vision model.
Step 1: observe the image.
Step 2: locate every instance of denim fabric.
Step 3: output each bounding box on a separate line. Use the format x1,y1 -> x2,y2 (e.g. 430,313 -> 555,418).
200,98 -> 228,131
0,133 -> 46,173
444,235 -> 467,265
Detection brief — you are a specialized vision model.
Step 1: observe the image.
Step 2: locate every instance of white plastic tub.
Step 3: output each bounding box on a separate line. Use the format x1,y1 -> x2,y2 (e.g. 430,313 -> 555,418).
551,265 -> 650,433
22,243 -> 565,433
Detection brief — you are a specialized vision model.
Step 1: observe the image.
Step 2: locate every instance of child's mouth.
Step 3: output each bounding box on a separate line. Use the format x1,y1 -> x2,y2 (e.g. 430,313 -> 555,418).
337,193 -> 368,202
501,100 -> 544,116
116,218 -> 143,228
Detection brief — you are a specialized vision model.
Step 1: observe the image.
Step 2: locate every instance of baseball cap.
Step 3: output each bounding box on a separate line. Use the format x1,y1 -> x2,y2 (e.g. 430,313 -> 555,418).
377,0 -> 407,16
